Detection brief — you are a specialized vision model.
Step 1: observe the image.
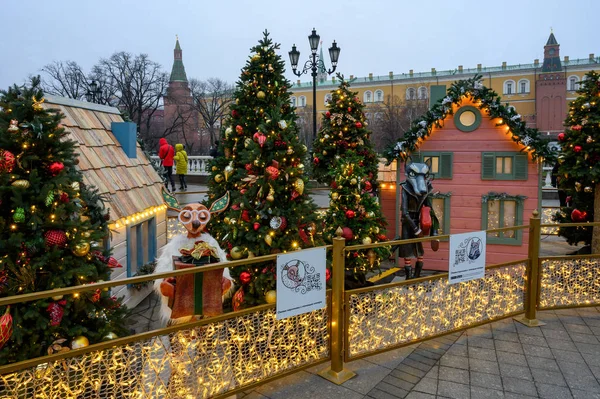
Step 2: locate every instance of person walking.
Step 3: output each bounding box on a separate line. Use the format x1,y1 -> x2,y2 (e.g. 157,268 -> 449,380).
209,140 -> 220,158
173,143 -> 188,191
158,138 -> 176,192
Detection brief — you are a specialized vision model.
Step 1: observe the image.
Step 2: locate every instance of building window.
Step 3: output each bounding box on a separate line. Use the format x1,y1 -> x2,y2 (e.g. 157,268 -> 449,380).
126,217 -> 157,277
431,193 -> 451,235
418,86 -> 428,100
503,80 -> 515,95
299,96 -> 306,107
568,76 -> 579,91
291,96 -> 297,107
406,88 -> 416,100
375,90 -> 384,102
481,193 -> 524,245
481,152 -> 528,180
324,93 -> 332,105
518,79 -> 530,94
364,91 -> 372,103
410,152 -> 453,179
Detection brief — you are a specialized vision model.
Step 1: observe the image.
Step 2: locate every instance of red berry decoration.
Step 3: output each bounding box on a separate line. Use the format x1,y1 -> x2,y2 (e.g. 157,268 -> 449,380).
253,222 -> 260,231
574,145 -> 583,153
44,230 -> 67,247
59,192 -> 69,203
241,210 -> 251,222
557,133 -> 565,141
355,122 -> 363,128
345,210 -> 356,219
0,306 -> 13,349
48,162 -> 64,176
0,149 -> 15,173
571,209 -> 588,222
240,271 -> 252,285
341,227 -> 353,240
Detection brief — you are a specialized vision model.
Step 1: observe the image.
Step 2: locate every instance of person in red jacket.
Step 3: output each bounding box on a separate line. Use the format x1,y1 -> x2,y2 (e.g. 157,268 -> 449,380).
158,138 -> 176,192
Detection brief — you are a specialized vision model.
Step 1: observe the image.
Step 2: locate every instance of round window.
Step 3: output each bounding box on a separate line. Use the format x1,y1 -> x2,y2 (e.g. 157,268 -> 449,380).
454,106 -> 482,132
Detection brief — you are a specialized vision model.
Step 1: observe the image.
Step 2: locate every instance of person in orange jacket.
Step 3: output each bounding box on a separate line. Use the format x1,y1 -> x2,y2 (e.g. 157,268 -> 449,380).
158,138 -> 176,192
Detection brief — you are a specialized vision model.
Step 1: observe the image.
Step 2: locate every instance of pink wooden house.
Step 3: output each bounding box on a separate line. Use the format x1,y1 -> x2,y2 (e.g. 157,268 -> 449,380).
381,77 -> 552,271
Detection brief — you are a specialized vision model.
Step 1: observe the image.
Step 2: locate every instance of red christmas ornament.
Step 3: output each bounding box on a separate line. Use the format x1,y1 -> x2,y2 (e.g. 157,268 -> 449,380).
557,133 -> 565,141
313,157 -> 320,165
279,216 -> 288,231
232,287 -> 244,311
377,234 -> 388,241
236,125 -> 243,134
571,209 -> 588,222
241,210 -> 251,222
59,192 -> 69,203
92,289 -> 101,303
0,307 -> 12,349
331,181 -> 338,189
574,145 -> 583,153
232,110 -> 239,118
0,149 -> 15,173
253,222 -> 260,231
348,107 -> 352,112
572,125 -> 582,131
341,227 -> 353,240
47,300 -> 66,326
107,257 -> 122,268
253,132 -> 261,142
44,230 -> 67,247
326,268 -> 331,283
355,122 -> 363,128
257,134 -> 267,148
48,162 -> 65,176
266,166 -> 280,180
364,181 -> 373,192
231,204 -> 240,210
240,271 -> 252,285
290,191 -> 300,200
325,111 -> 331,118
345,210 -> 356,219
240,188 -> 248,194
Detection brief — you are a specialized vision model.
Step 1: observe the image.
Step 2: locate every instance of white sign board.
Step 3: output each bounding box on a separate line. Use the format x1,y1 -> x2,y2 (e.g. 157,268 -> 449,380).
449,231 -> 487,284
276,247 -> 326,320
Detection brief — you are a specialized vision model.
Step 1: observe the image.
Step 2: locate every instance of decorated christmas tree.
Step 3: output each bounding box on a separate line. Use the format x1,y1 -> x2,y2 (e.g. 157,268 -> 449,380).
554,71 -> 600,252
205,31 -> 323,307
0,77 -> 128,364
312,76 -> 390,287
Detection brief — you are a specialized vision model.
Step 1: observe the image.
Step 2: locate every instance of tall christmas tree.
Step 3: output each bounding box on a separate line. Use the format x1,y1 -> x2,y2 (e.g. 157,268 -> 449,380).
312,76 -> 390,286
554,71 -> 600,253
205,31 -> 323,307
0,77 -> 128,364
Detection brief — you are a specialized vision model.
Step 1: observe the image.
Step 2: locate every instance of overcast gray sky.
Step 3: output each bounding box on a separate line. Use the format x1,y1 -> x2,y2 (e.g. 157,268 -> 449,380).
1,0 -> 598,90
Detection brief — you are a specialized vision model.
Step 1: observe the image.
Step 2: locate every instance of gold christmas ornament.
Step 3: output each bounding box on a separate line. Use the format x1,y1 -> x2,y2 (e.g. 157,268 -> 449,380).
102,332 -> 118,341
367,249 -> 377,266
350,178 -> 358,185
575,182 -> 582,192
244,138 -> 252,148
247,251 -> 255,258
225,127 -> 232,138
265,290 -> 277,304
251,54 -> 260,61
331,192 -> 339,200
362,237 -> 372,245
72,242 -> 91,257
52,295 -> 64,301
294,179 -> 304,195
71,182 -> 80,191
287,147 -> 294,155
212,166 -> 218,171
71,336 -> 90,350
214,174 -> 224,183
230,246 -> 244,260
224,162 -> 234,181
584,186 -> 593,193
266,187 -> 275,202
264,235 -> 273,246
11,179 -> 30,189
257,91 -> 266,99
322,150 -> 327,156
224,217 -> 231,224
374,226 -> 380,234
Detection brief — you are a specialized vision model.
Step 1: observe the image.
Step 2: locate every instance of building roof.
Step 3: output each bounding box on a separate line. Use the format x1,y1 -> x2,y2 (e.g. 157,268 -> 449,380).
170,39 -> 188,82
42,95 -> 164,222
546,32 -> 558,46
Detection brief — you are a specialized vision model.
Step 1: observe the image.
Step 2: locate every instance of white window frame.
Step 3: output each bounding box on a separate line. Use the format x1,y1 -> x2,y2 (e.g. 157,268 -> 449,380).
363,90 -> 373,103
568,75 -> 580,91
374,90 -> 384,102
503,80 -> 516,95
290,96 -> 297,107
517,79 -> 530,94
418,86 -> 428,100
406,88 -> 416,100
299,96 -> 306,107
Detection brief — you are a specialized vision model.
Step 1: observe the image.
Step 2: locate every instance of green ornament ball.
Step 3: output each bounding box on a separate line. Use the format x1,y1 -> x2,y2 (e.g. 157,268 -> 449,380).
13,207 -> 25,223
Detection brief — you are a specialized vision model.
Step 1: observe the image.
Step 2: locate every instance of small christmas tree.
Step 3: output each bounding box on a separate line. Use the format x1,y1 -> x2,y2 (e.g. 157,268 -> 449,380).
0,77 -> 128,364
205,31 -> 323,307
312,76 -> 390,286
554,71 -> 600,252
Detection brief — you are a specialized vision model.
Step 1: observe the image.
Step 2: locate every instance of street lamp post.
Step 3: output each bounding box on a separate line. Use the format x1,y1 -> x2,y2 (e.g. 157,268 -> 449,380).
288,29 -> 340,145
85,80 -> 102,104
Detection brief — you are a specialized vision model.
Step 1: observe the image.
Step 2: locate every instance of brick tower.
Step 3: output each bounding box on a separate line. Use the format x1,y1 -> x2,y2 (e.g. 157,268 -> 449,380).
163,36 -> 199,153
535,31 -> 566,136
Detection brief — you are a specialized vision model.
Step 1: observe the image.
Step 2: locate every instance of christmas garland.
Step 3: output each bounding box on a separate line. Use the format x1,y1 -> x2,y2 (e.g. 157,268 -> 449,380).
481,192 -> 527,204
385,75 -> 556,163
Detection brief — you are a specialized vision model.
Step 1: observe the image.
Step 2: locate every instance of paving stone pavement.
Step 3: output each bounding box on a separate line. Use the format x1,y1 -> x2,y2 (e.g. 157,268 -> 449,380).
240,307 -> 600,399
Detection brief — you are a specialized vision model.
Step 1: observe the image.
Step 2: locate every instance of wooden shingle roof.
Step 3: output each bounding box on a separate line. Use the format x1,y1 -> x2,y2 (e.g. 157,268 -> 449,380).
42,95 -> 164,222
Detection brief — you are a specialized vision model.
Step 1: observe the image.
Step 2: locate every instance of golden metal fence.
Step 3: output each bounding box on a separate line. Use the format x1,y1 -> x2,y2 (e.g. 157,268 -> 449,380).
0,304 -> 329,399
539,255 -> 600,310
344,262 -> 527,360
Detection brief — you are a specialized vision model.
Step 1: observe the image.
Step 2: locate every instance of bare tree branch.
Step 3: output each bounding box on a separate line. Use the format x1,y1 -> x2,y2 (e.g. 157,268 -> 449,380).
40,61 -> 89,100
190,77 -> 233,146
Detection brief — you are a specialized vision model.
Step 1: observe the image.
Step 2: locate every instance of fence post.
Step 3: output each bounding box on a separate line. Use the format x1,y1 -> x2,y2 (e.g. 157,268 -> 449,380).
319,229 -> 356,384
515,210 -> 546,327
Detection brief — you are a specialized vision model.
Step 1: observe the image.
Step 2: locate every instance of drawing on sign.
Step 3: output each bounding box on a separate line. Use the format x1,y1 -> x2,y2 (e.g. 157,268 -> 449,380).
454,236 -> 482,266
280,259 -> 322,294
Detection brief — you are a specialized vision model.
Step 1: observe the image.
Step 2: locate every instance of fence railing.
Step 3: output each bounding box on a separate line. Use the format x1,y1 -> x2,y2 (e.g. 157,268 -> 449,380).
150,155 -> 212,176
0,215 -> 599,397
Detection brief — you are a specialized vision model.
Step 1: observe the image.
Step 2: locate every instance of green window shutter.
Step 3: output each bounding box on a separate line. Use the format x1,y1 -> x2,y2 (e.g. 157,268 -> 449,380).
430,85 -> 447,108
481,152 -> 495,180
514,154 -> 528,180
439,152 -> 453,179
